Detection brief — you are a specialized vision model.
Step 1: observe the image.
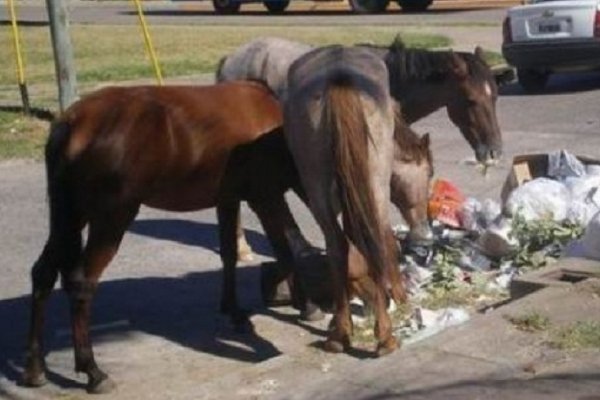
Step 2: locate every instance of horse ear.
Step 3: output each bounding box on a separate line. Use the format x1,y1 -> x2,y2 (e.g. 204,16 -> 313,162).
391,34 -> 406,51
474,46 -> 486,61
449,52 -> 468,80
420,133 -> 431,148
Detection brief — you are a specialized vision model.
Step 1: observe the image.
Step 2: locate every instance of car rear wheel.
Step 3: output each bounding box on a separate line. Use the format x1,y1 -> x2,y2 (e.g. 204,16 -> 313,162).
397,0 -> 433,12
264,0 -> 290,13
517,68 -> 549,92
349,0 -> 390,14
213,0 -> 241,14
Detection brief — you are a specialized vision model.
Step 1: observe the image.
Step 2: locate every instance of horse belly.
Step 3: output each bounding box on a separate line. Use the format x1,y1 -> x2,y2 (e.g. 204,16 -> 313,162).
143,178 -> 220,212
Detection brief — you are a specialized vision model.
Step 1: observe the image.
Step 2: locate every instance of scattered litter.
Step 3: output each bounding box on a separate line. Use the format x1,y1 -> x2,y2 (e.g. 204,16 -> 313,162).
237,379 -> 279,396
457,244 -> 492,271
428,179 -> 466,228
460,198 -> 502,233
321,362 -> 331,373
390,152 -> 598,345
395,307 -> 470,344
477,218 -> 518,259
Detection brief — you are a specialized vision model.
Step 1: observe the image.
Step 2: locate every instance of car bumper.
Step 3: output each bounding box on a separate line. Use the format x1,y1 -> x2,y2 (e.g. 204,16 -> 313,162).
502,39 -> 600,71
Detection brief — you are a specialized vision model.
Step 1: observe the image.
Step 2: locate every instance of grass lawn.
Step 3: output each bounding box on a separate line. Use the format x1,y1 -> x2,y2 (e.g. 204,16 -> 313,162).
1,25 -> 451,88
0,24 -> 456,159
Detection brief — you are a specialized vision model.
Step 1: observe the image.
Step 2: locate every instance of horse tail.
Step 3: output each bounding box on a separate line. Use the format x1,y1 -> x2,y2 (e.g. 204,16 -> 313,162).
322,73 -> 390,283
43,120 -> 82,270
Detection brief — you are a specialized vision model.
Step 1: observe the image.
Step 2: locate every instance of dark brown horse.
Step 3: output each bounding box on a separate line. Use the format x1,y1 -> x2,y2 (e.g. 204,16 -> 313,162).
362,39 -> 503,164
22,81 -> 310,393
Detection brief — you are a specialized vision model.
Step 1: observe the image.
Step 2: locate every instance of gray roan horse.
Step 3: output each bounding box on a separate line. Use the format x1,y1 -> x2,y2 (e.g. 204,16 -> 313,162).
284,45 -> 430,356
217,36 -> 503,164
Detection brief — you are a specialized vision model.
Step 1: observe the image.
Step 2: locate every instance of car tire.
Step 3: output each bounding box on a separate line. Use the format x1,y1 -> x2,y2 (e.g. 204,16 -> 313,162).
397,0 -> 433,12
349,0 -> 390,14
517,68 -> 549,93
264,0 -> 290,13
213,0 -> 241,14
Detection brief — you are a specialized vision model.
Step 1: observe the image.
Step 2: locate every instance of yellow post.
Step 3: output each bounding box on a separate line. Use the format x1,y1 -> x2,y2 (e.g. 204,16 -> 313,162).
132,0 -> 163,85
6,0 -> 31,114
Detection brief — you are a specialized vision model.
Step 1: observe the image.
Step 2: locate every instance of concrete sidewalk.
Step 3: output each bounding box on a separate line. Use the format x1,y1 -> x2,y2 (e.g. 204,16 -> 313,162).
211,263 -> 600,400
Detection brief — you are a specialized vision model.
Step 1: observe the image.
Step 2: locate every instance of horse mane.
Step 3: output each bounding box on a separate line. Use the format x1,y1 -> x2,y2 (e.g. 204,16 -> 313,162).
393,103 -> 432,165
215,55 -> 228,81
381,36 -> 490,84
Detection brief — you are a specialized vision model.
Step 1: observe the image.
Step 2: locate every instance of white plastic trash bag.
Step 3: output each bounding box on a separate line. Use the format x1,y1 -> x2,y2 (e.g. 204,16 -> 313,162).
506,178 -> 570,221
581,211 -> 600,260
564,175 -> 600,225
460,197 -> 482,232
548,150 -> 587,179
460,198 -> 501,232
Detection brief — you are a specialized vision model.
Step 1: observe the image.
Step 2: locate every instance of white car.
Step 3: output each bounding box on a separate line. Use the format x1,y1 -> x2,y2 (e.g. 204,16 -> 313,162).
502,0 -> 600,91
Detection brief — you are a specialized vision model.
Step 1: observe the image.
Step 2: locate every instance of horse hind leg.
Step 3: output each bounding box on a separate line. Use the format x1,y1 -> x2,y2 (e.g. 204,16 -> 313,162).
23,219 -> 83,387
63,205 -> 138,394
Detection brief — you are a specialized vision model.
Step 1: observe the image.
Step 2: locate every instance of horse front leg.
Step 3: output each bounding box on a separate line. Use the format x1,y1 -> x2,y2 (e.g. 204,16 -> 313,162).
217,201 -> 253,332
247,195 -> 323,321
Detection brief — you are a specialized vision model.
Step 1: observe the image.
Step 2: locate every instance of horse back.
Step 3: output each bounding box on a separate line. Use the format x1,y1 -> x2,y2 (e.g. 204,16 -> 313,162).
54,81 -> 283,211
288,46 -> 389,101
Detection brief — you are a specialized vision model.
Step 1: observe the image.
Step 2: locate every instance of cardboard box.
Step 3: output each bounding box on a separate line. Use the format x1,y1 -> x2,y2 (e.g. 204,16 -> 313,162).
500,153 -> 600,204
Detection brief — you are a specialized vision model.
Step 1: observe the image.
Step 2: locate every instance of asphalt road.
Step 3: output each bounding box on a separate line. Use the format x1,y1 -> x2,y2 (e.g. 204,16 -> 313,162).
1,1 -> 600,398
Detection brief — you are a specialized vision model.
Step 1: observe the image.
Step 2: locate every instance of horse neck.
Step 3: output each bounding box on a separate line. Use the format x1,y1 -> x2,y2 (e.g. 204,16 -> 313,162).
391,81 -> 450,124
384,49 -> 455,124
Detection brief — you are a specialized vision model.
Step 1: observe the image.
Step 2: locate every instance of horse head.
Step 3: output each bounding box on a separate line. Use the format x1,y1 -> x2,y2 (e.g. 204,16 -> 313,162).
445,48 -> 503,165
390,110 -> 434,244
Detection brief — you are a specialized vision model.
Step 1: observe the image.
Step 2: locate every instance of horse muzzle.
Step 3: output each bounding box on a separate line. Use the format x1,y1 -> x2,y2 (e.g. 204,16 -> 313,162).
476,146 -> 503,165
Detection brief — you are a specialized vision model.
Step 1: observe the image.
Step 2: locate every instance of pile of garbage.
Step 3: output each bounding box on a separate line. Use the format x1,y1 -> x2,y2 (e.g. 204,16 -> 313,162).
390,150 -> 600,343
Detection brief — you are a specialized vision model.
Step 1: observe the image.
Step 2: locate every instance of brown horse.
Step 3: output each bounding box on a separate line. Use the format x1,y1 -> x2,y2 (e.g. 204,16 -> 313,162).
22,81 -> 311,393
285,45 -> 432,356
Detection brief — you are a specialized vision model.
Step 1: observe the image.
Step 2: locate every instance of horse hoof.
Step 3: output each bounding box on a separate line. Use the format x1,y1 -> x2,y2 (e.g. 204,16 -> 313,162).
22,370 -> 47,387
300,307 -> 325,322
323,339 -> 347,354
233,316 -> 255,334
376,336 -> 399,357
87,375 -> 116,394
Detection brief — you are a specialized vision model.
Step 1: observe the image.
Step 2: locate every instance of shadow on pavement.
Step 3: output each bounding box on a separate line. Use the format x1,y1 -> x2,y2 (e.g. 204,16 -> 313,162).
0,267 -> 285,392
499,71 -> 600,97
128,219 -> 274,258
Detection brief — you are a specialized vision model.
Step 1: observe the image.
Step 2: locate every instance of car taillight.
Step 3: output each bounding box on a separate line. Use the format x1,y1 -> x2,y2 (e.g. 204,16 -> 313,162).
595,6 -> 600,38
503,16 -> 513,44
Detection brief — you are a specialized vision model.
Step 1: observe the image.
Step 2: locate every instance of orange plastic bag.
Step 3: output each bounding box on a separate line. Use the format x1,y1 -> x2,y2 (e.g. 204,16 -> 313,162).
428,179 -> 466,228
